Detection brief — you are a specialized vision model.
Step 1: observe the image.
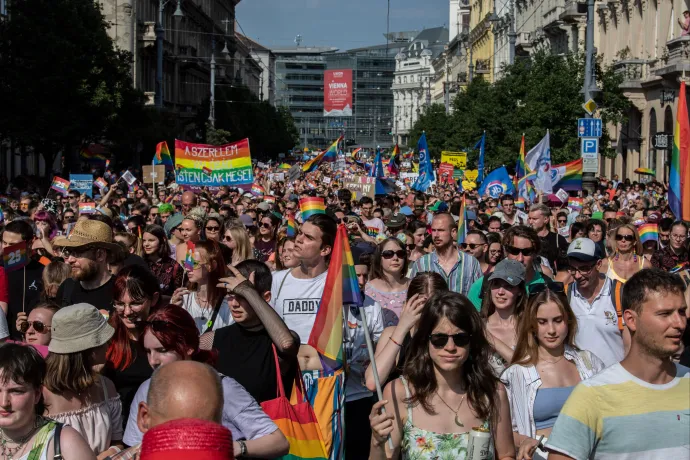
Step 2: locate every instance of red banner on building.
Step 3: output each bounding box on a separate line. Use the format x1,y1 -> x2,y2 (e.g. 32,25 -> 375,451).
324,69 -> 353,117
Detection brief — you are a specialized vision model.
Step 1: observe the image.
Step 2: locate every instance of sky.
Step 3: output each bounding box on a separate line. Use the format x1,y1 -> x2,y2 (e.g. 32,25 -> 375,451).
235,0 -> 449,51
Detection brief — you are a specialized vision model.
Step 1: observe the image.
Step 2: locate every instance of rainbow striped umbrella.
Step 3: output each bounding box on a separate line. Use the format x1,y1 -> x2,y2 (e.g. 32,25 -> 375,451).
634,167 -> 656,176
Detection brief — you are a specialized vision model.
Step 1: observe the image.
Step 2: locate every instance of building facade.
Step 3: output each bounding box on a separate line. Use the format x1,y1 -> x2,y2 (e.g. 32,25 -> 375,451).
392,27 -> 450,146
468,0 -> 495,81
236,35 -> 276,104
434,0 -> 472,112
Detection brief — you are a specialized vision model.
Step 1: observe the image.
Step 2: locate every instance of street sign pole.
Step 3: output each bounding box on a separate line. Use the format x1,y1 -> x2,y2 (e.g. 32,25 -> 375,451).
582,0 -> 597,193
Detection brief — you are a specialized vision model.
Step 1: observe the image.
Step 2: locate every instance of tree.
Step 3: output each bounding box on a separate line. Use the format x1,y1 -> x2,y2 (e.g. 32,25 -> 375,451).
0,0 -> 146,172
409,51 -> 629,172
277,106 -> 300,147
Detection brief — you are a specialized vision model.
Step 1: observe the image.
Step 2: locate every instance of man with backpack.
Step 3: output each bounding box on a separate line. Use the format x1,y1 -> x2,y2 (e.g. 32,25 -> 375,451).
565,238 -> 630,367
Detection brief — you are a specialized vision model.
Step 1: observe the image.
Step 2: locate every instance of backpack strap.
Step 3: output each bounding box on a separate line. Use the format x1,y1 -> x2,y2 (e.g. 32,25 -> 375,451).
610,279 -> 624,331
53,422 -> 63,460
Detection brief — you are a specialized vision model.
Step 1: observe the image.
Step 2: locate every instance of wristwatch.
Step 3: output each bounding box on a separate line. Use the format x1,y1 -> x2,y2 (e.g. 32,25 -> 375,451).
237,440 -> 247,457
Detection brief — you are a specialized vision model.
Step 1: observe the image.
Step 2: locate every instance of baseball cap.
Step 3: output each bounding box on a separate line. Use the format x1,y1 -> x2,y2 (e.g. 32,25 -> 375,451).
240,214 -> 255,228
257,202 -> 271,211
487,259 -> 526,286
567,237 -> 603,262
428,201 -> 448,212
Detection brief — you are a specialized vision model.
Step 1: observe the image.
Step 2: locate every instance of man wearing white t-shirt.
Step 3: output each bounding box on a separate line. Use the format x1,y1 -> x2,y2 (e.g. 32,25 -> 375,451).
359,196 -> 386,240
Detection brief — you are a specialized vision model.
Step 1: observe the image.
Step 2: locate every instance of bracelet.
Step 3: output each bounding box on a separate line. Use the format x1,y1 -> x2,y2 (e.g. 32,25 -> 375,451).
389,337 -> 402,347
238,440 -> 247,457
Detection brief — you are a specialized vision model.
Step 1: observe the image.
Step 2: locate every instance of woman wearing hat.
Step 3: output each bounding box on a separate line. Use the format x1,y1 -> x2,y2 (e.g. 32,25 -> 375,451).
0,343 -> 96,460
43,303 -> 124,456
480,259 -> 529,377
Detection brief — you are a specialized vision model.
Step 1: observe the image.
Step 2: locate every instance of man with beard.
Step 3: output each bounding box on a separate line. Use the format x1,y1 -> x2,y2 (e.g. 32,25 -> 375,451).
3,220 -> 41,340
54,219 -> 123,313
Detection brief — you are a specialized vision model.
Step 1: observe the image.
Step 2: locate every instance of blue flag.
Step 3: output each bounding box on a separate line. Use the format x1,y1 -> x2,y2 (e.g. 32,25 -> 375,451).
370,150 -> 385,178
412,133 -> 433,192
478,166 -> 516,199
475,132 -> 486,184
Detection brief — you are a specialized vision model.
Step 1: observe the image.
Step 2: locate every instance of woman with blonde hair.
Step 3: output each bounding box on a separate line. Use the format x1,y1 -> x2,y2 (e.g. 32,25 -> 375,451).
502,285 -> 605,460
42,259 -> 71,301
600,223 -> 651,283
222,222 -> 254,266
174,208 -> 205,264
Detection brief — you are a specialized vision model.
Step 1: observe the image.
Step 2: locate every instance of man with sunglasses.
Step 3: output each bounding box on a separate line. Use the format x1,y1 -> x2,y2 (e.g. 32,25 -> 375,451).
651,221 -> 689,271
467,225 -> 549,309
565,237 -> 628,367
461,231 -> 488,268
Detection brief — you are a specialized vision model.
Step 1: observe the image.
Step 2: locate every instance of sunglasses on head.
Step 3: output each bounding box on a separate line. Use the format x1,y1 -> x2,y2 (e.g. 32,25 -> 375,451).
429,332 -> 471,349
382,249 -> 406,259
615,234 -> 634,241
528,281 -> 565,297
505,245 -> 535,257
460,243 -> 484,250
20,321 -> 50,334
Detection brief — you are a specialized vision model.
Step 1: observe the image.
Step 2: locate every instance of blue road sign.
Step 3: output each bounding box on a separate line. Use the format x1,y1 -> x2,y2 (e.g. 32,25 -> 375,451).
578,118 -> 603,138
581,138 -> 599,155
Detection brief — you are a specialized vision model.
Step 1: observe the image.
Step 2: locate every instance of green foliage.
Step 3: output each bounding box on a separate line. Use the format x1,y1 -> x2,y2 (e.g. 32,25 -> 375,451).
0,0 -> 146,171
408,51 -> 630,172
206,123 -> 232,146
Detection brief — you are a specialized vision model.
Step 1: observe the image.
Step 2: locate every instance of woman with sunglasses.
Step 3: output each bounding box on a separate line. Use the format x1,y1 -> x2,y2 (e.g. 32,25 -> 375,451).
254,214 -> 279,262
121,304 -> 290,459
481,259 -> 528,377
15,301 -> 59,348
222,222 -> 254,266
170,240 -> 232,334
142,224 -> 183,297
365,272 -> 447,392
369,291 -> 514,460
407,220 -> 428,263
365,238 -> 411,327
204,213 -> 224,243
600,223 -> 650,283
502,286 -> 604,460
104,266 -> 162,432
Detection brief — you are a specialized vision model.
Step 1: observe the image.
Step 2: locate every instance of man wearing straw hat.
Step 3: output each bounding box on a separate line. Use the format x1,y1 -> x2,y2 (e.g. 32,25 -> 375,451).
53,219 -> 124,313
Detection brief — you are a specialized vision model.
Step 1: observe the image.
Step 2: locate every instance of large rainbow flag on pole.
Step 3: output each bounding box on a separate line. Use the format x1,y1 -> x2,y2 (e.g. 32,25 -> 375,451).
308,224 -> 362,364
154,141 -> 174,171
303,136 -> 342,173
670,82 -> 690,221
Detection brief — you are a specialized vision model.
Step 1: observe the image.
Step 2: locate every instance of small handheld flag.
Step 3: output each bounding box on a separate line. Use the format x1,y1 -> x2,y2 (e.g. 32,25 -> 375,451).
638,223 -> 659,243
105,160 -> 111,170
94,178 -> 108,191
184,241 -> 196,271
264,195 -> 276,204
568,197 -> 583,211
154,141 -> 174,171
202,166 -> 213,176
50,177 -> 71,196
79,202 -> 96,215
121,170 -> 137,186
3,242 -> 28,272
299,197 -> 325,220
286,214 -> 297,237
515,198 -> 525,210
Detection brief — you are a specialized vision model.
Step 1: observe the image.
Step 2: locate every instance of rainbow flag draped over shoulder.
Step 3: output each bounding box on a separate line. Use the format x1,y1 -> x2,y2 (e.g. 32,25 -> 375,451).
154,141 -> 174,171
456,196 -> 467,244
638,223 -> 659,243
670,82 -> 690,220
303,136 -> 342,173
299,197 -> 325,220
308,224 -> 362,363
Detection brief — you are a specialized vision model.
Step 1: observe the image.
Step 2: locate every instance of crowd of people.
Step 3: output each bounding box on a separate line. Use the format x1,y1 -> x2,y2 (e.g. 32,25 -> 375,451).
0,164 -> 687,460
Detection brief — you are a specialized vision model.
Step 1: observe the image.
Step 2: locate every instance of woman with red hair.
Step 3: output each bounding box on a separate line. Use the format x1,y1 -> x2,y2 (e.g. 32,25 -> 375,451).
121,305 -> 289,459
32,210 -> 58,256
170,240 -> 232,334
104,265 -> 162,433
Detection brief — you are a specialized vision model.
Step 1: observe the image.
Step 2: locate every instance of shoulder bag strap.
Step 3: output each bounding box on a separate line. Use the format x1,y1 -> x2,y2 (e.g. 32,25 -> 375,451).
53,422 -> 63,460
203,295 -> 225,334
270,344 -> 287,399
275,270 -> 291,302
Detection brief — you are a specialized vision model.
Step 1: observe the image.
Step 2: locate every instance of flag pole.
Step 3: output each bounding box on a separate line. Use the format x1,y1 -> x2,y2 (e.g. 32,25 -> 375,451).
359,305 -> 394,450
152,159 -> 157,203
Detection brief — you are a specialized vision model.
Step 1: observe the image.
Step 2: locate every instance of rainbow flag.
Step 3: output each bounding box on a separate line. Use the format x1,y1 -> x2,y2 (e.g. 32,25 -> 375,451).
388,144 -> 400,175
105,160 -> 111,170
568,197 -> 583,211
175,139 -> 253,187
351,148 -> 362,161
202,166 -> 213,176
154,141 -> 174,171
299,197 -> 325,220
94,178 -> 108,190
638,223 -> 658,243
552,158 -> 583,191
632,218 -> 646,227
184,241 -> 196,271
50,177 -> 70,196
251,182 -> 265,196
78,202 -> 96,215
670,263 -> 688,273
80,146 -> 108,164
515,198 -> 525,209
670,82 -> 690,221
286,214 -> 297,237
516,135 -> 528,179
303,136 -> 342,173
2,241 -> 28,272
308,224 -> 362,363
264,195 -> 276,204
456,196 -> 467,244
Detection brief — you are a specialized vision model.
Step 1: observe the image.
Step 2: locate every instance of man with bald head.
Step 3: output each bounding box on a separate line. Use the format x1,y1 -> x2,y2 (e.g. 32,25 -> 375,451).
409,212 -> 481,295
181,191 -> 197,215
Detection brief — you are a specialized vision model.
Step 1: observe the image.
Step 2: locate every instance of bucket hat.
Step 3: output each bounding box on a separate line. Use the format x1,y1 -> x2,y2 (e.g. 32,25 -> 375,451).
49,303 -> 115,354
52,219 -> 121,252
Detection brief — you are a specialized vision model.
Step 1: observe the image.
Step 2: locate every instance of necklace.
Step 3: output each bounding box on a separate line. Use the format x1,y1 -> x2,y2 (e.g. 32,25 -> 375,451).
435,391 -> 466,427
539,355 -> 564,366
0,417 -> 45,460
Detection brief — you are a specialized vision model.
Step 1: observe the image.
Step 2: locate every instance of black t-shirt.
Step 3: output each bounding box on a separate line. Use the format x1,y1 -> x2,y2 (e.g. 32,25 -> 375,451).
56,276 -> 116,312
7,259 -> 45,340
539,231 -> 569,272
123,254 -> 152,273
104,341 -> 153,430
680,325 -> 690,368
213,324 -> 295,404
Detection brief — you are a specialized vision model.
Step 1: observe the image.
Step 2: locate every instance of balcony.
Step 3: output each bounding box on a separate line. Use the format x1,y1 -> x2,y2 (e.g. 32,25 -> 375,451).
613,59 -> 647,87
654,36 -> 690,78
560,0 -> 586,21
475,59 -> 490,74
140,22 -> 156,48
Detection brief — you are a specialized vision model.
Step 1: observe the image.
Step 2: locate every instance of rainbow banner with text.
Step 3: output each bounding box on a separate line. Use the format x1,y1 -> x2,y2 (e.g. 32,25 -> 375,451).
174,139 -> 253,187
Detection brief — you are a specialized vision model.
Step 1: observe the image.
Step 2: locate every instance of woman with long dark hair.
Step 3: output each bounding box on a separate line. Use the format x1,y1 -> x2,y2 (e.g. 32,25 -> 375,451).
141,224 -> 183,297
121,305 -> 289,459
407,220 -> 428,264
369,291 -> 515,459
104,265 -> 162,432
365,238 -> 411,327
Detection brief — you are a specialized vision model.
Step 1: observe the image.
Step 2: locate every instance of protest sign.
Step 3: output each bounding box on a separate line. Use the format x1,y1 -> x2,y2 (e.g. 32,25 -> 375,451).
174,138 -> 254,187
438,163 -> 455,184
143,165 -> 166,184
322,177 -> 332,184
440,151 -> 467,169
69,174 -> 93,198
269,173 -> 285,182
344,176 -> 376,200
401,172 -> 419,180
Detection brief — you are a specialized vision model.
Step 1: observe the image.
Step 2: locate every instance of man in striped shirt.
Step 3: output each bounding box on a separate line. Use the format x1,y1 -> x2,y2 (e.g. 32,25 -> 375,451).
547,268 -> 689,460
409,213 -> 481,295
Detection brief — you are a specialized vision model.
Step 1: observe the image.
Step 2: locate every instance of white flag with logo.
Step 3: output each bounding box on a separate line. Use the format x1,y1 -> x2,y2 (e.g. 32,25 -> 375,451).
121,170 -> 137,186
525,131 -> 553,194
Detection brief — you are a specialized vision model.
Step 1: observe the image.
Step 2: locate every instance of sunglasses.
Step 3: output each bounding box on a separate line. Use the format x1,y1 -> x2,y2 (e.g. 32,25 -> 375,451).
406,244 -> 415,251
429,332 -> 471,349
223,235 -> 233,242
61,246 -> 96,259
260,222 -> 273,229
20,321 -> 50,334
460,243 -> 484,250
528,281 -> 565,297
505,245 -> 535,257
382,250 -> 406,259
615,234 -> 635,242
558,219 -> 567,224
583,213 -> 592,217
206,226 -> 220,232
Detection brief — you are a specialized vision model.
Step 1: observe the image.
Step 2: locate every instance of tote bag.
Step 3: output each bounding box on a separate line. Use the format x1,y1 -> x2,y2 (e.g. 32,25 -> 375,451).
260,346 -> 328,460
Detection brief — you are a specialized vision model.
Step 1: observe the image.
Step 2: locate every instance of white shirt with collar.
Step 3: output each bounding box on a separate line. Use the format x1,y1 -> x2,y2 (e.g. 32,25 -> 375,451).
501,345 -> 606,438
569,277 -> 625,367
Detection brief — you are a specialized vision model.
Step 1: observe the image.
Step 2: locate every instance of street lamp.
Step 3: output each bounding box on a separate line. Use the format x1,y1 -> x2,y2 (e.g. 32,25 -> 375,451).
155,0 -> 184,109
